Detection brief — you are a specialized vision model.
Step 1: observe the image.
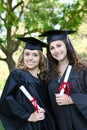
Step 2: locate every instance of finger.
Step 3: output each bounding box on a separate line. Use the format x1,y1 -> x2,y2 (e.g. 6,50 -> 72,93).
39,115 -> 45,120
38,108 -> 45,113
38,113 -> 45,118
55,94 -> 60,98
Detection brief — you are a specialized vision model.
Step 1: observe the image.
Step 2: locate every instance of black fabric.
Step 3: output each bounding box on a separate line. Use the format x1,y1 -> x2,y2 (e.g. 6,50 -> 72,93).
18,37 -> 47,51
0,69 -> 56,130
39,30 -> 76,44
48,67 -> 87,130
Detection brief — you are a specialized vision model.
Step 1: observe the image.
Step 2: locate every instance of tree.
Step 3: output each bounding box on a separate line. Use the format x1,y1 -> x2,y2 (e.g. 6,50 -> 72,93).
0,0 -> 24,72
0,0 -> 87,72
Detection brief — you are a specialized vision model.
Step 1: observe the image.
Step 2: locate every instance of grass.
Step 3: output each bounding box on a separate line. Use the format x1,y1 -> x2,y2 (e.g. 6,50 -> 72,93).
0,62 -> 8,130
0,61 -> 9,90
0,120 -> 4,130
0,80 -> 6,90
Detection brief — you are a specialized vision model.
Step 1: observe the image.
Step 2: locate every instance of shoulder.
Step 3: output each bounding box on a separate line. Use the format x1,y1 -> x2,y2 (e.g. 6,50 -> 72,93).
9,69 -> 20,76
78,69 -> 87,75
8,69 -> 26,80
74,69 -> 87,82
72,67 -> 87,74
71,68 -> 87,81
10,69 -> 26,75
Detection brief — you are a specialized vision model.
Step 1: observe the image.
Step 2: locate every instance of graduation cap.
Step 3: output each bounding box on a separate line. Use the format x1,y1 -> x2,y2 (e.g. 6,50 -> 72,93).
18,37 -> 47,51
40,30 -> 76,72
39,30 -> 76,44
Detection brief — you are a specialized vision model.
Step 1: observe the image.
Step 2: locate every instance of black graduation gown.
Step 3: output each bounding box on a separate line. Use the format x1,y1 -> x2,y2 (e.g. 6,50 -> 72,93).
0,69 -> 56,130
48,67 -> 87,130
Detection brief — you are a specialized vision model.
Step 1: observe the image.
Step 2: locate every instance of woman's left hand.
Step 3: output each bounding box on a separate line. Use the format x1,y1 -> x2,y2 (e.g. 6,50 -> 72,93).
55,93 -> 74,106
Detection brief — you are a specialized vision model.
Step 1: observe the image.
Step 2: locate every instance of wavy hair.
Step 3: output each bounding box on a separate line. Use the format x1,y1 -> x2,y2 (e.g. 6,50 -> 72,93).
46,38 -> 87,83
16,50 -> 46,79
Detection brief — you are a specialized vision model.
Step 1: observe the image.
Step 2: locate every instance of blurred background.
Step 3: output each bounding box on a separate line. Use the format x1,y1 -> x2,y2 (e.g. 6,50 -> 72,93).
0,0 -> 87,91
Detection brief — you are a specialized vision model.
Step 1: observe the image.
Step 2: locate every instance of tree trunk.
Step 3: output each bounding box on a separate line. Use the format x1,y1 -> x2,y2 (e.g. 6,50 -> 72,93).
6,55 -> 16,73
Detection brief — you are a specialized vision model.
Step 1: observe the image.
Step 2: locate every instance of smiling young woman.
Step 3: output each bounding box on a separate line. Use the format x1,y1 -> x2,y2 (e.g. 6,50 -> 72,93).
0,37 -> 57,130
40,30 -> 87,130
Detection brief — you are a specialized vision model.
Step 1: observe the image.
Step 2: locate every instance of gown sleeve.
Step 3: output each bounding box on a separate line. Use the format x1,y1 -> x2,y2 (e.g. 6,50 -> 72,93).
0,69 -> 31,120
0,70 -> 32,130
70,69 -> 87,119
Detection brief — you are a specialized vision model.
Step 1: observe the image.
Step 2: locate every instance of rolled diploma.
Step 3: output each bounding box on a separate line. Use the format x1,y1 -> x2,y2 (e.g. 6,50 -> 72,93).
60,65 -> 72,94
19,85 -> 41,109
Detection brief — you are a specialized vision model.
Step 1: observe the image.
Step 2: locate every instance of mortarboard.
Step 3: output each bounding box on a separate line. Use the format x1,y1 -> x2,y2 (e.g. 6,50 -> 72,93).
18,37 -> 47,51
39,30 -> 76,44
39,30 -> 76,71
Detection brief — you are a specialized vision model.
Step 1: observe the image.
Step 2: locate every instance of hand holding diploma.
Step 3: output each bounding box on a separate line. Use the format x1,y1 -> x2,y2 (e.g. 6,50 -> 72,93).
19,85 -> 41,111
28,108 -> 45,122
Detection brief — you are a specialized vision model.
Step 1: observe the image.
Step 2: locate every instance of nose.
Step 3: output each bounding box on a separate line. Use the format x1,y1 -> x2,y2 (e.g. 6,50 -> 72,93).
54,48 -> 59,53
28,55 -> 33,60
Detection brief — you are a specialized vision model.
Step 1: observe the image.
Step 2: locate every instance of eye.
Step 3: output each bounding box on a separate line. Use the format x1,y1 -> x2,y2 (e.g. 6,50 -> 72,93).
50,46 -> 54,50
33,53 -> 39,57
56,44 -> 61,47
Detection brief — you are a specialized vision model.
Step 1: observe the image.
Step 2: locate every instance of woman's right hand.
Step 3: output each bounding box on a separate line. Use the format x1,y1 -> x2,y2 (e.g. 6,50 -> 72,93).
55,93 -> 74,106
28,108 -> 45,122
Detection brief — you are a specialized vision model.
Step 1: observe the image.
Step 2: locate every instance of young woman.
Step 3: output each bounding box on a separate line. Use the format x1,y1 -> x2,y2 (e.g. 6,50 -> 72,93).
40,30 -> 87,130
0,37 -> 56,130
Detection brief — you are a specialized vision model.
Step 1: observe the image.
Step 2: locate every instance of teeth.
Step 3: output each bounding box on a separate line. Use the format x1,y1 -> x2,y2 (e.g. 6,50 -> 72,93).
27,62 -> 34,65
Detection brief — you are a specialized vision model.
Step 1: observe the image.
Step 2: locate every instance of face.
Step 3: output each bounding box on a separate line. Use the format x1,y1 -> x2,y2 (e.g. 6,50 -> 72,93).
24,49 -> 40,71
49,40 -> 68,62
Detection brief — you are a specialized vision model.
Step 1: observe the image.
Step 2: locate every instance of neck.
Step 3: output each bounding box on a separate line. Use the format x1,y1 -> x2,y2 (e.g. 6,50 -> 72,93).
58,58 -> 69,68
28,68 -> 39,78
58,58 -> 69,78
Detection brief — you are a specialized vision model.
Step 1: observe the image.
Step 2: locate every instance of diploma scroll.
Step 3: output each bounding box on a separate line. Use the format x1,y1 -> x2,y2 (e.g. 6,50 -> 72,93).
60,65 -> 72,94
19,85 -> 41,110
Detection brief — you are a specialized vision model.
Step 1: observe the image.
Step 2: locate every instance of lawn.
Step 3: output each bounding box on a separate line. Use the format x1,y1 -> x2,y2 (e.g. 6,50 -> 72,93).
0,61 -> 9,90
0,61 -> 8,130
0,119 -> 4,130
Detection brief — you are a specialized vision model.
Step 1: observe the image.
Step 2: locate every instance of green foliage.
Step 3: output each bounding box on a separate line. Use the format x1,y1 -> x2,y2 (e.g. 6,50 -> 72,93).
0,0 -> 87,73
0,120 -> 4,130
0,2 -> 5,12
6,12 -> 20,28
24,0 -> 87,32
0,80 -> 5,90
0,38 -> 5,44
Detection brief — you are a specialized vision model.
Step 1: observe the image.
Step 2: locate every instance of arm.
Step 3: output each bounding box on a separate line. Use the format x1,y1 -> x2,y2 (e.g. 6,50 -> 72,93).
56,69 -> 87,120
0,70 -> 30,120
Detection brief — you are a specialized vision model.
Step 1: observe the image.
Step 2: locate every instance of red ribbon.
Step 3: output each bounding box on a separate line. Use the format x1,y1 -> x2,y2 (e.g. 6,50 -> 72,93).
58,82 -> 73,96
30,97 -> 39,112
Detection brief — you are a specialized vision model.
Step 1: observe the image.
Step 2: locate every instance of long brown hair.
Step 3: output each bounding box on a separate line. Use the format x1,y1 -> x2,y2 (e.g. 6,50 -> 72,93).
16,50 -> 46,79
46,38 -> 87,83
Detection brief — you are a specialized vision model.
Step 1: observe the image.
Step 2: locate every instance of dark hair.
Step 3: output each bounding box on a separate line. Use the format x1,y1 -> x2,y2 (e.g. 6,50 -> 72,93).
45,38 -> 87,83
